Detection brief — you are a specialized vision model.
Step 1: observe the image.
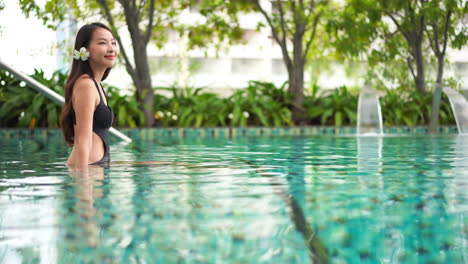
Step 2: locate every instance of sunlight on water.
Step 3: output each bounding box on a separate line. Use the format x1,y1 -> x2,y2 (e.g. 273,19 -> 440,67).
0,135 -> 467,263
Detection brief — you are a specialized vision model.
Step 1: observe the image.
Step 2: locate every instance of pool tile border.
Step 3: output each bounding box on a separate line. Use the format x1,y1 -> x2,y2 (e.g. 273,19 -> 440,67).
0,126 -> 459,141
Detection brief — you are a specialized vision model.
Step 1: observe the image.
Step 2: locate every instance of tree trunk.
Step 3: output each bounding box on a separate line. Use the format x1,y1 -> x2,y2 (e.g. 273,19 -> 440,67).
413,41 -> 426,94
429,55 -> 445,133
288,33 -> 305,124
288,63 -> 305,124
132,40 -> 154,127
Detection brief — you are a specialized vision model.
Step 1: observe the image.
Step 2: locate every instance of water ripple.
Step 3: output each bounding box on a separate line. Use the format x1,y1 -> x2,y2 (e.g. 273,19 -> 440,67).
0,135 -> 467,263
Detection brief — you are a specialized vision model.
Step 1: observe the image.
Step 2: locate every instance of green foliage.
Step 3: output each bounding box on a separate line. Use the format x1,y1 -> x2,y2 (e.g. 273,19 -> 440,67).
329,0 -> 467,94
18,0 -> 69,29
227,81 -> 293,127
18,0 -> 201,127
154,86 -> 229,127
425,0 -> 467,51
0,68 -> 147,128
105,85 -> 146,128
303,84 -> 455,127
152,81 -> 293,127
0,69 -> 66,128
184,0 -> 254,50
0,68 -> 457,128
304,86 -> 358,126
380,87 -> 455,126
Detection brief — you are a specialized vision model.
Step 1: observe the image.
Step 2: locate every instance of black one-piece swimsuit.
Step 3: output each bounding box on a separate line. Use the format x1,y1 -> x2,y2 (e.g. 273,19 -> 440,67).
71,78 -> 114,167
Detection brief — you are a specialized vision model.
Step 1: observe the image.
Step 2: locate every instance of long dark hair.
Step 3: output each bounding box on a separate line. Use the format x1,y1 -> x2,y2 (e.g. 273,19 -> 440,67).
60,22 -> 114,146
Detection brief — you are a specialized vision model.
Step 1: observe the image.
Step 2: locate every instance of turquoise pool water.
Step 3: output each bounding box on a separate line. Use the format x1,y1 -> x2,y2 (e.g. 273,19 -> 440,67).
0,134 -> 467,263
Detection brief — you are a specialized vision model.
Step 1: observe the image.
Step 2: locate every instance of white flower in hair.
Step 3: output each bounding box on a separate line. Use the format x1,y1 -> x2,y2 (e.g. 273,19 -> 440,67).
73,47 -> 89,61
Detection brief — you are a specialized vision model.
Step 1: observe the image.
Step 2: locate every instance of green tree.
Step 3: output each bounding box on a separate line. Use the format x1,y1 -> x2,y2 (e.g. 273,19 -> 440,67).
330,0 -> 433,94
427,0 -> 467,132
183,0 -> 250,51
330,0 -> 468,130
18,0 -> 188,127
189,0 -> 329,123
385,0 -> 429,94
252,0 -> 328,123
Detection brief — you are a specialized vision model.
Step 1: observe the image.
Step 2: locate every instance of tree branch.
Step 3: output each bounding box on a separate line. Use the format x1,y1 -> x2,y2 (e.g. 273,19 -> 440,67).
406,56 -> 416,80
119,0 -> 142,43
418,10 -> 425,40
442,9 -> 452,55
388,13 -> 411,43
407,0 -> 416,25
137,0 -> 148,18
289,0 -> 299,26
425,23 -> 439,56
303,11 -> 322,61
252,0 -> 292,66
144,0 -> 155,44
276,0 -> 290,44
299,0 -> 305,13
97,0 -> 136,80
307,0 -> 316,23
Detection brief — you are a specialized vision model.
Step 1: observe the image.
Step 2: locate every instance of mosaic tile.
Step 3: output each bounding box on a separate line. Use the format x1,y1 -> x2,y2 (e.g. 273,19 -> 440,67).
0,126 -> 460,141
326,127 -> 336,134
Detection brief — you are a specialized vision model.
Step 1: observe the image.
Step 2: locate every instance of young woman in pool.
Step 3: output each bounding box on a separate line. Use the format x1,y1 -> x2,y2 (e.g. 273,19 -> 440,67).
60,23 -> 118,168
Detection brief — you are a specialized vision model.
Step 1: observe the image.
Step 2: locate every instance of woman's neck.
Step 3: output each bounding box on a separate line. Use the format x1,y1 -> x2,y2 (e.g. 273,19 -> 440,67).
90,64 -> 106,83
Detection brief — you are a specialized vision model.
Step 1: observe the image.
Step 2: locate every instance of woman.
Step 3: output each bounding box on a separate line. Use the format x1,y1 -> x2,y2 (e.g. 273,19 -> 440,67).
60,23 -> 118,168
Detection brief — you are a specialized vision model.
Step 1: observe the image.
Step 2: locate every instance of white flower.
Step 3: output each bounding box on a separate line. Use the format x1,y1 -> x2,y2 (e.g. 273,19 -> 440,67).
157,111 -> 164,117
172,115 -> 178,120
73,47 -> 89,61
228,113 -> 234,119
243,111 -> 249,118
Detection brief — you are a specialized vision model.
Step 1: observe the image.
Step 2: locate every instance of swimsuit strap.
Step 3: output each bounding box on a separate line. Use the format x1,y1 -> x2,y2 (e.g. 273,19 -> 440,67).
99,82 -> 108,98
91,78 -> 104,104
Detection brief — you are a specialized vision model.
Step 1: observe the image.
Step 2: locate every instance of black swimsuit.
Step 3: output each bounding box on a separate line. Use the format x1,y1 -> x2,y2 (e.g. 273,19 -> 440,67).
71,78 -> 114,166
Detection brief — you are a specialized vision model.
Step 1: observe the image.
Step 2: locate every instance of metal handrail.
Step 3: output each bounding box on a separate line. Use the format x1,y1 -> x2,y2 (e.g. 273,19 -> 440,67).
0,59 -> 132,143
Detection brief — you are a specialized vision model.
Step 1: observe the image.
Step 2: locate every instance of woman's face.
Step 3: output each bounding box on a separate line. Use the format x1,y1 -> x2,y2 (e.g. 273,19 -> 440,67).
88,27 -> 118,69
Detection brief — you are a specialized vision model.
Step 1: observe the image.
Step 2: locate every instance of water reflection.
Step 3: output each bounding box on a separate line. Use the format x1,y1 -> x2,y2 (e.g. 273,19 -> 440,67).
357,135 -> 383,190
59,166 -> 107,262
282,139 -> 329,263
450,135 -> 468,263
1,135 -> 467,263
67,167 -> 104,247
0,139 -> 68,264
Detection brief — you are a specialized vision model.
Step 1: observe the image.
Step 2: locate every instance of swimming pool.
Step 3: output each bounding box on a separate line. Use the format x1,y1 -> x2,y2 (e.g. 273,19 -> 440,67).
0,134 -> 467,263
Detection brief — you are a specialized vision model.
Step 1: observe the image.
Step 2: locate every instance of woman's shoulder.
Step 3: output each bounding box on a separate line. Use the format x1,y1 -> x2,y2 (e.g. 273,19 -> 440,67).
72,75 -> 98,101
74,75 -> 96,90
75,74 -> 93,83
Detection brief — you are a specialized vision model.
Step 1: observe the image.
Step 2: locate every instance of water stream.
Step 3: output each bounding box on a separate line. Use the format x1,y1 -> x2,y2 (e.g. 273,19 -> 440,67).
443,87 -> 468,134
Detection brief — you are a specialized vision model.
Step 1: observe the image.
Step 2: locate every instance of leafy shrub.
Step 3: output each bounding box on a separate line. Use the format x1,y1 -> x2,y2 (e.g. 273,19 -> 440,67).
153,81 -> 294,127
227,81 -> 293,127
380,88 -> 455,126
105,85 -> 146,127
0,67 -> 457,128
304,85 -> 358,126
0,69 -> 65,128
153,86 -> 230,127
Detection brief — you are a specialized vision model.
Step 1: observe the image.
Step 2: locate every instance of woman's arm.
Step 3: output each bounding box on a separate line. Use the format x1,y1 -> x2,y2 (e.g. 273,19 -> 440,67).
72,78 -> 98,168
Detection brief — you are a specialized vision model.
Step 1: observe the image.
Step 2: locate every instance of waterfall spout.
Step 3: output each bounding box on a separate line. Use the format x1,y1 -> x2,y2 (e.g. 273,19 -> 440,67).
443,87 -> 468,135
357,87 -> 383,135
